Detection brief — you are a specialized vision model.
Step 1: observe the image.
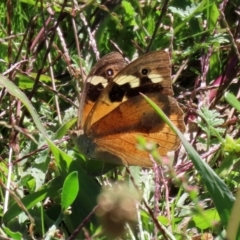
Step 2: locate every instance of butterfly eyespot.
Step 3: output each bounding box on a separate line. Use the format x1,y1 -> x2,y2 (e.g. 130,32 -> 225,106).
107,68 -> 114,76
141,68 -> 148,75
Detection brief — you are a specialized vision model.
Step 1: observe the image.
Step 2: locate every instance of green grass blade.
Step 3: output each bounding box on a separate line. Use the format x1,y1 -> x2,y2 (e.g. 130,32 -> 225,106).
0,74 -> 49,140
141,94 -> 235,227
0,74 -> 70,173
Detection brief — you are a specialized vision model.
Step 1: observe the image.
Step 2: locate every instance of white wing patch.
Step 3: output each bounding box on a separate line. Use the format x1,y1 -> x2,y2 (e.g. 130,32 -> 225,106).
116,74 -> 163,87
149,74 -> 164,83
116,75 -> 141,87
90,76 -> 108,87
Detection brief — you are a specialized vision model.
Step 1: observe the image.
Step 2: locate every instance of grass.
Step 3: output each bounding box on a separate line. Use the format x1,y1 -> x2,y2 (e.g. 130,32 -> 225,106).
0,0 -> 240,239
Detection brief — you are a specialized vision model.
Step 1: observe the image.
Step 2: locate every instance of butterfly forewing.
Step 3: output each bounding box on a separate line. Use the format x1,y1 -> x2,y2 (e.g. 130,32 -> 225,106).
85,51 -> 173,132
82,52 -> 126,125
114,50 -> 172,96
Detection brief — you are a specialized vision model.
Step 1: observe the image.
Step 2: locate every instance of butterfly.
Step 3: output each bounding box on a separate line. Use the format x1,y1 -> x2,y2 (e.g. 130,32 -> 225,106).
74,51 -> 185,167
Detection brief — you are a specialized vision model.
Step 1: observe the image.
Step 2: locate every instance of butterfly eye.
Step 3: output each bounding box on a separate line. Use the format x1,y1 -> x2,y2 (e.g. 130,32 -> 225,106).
107,68 -> 114,76
141,68 -> 148,75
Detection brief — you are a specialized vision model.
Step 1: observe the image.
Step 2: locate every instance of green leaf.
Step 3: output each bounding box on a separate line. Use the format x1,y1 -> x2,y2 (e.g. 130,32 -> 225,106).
54,118 -> 77,140
61,171 -> 79,211
217,153 -> 240,177
193,208 -> 220,230
30,165 -> 46,190
170,0 -> 213,34
81,158 -> 117,176
2,226 -> 22,240
208,50 -> 221,83
225,92 -> 240,112
197,106 -> 225,148
63,160 -> 101,232
122,1 -> 136,26
16,72 -> 52,89
224,135 -> 240,153
207,2 -> 219,30
3,177 -> 63,223
198,106 -> 224,132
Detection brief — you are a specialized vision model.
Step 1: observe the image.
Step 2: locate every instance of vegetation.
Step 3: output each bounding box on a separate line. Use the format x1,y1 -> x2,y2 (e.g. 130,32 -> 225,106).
0,0 -> 239,239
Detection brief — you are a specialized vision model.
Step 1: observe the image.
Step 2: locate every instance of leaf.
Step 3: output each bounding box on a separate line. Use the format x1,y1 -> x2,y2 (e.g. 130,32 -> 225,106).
53,118 -> 77,140
207,2 -> 219,29
169,3 -> 201,19
61,171 -> 79,211
225,92 -> 240,112
16,72 -> 52,89
193,208 -> 220,230
224,135 -> 240,153
30,165 -> 46,190
3,177 -> 63,223
122,0 -> 136,26
2,226 -> 22,240
199,107 -> 224,128
170,0 -> 213,34
198,106 -> 225,139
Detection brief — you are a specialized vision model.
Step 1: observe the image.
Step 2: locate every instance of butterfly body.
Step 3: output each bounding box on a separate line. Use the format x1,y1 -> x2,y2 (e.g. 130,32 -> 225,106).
75,51 -> 185,167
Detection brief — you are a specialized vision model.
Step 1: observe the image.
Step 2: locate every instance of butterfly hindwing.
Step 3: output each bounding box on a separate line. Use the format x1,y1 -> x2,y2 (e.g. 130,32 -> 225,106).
88,93 -> 185,167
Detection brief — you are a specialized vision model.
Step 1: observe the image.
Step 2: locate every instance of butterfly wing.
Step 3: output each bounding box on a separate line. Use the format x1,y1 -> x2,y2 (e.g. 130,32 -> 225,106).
84,51 -> 173,132
87,93 -> 185,166
81,52 -> 127,125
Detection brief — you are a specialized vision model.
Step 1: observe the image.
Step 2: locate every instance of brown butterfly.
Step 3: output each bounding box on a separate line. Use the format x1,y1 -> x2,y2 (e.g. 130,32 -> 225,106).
75,51 -> 185,167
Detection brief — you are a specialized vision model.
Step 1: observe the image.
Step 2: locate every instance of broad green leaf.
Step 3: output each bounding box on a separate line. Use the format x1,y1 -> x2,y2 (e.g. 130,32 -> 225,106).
63,159 -> 100,232
61,171 -> 79,211
30,165 -> 46,190
193,208 -> 220,230
122,1 -> 136,26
